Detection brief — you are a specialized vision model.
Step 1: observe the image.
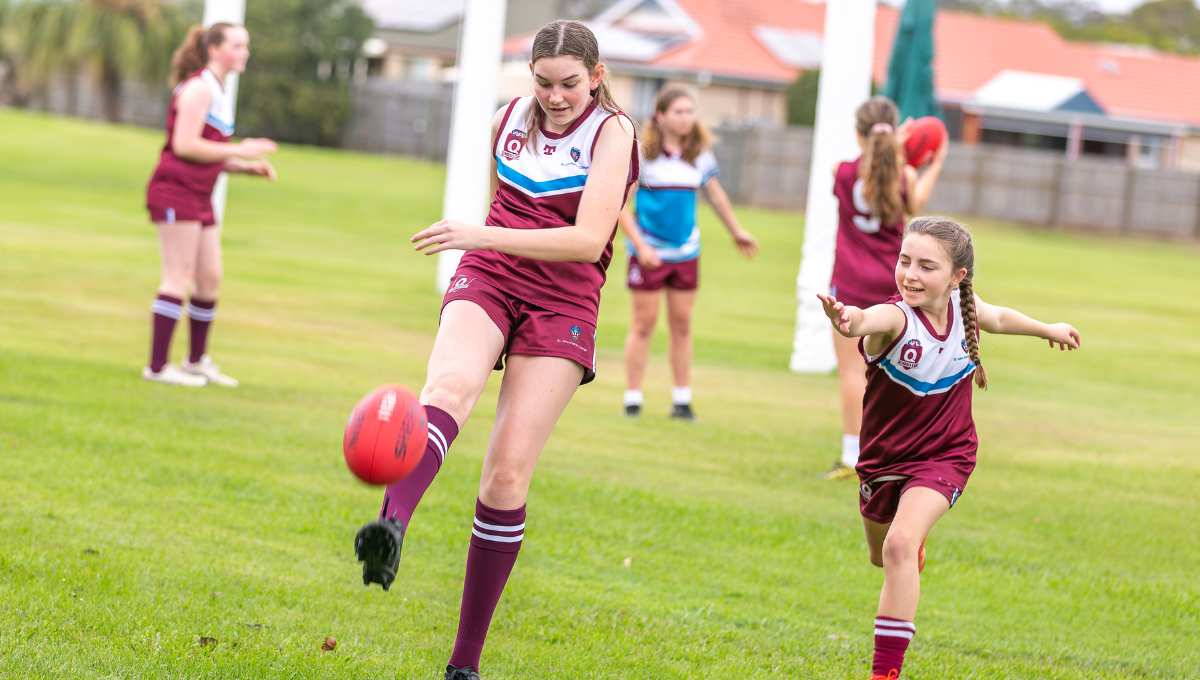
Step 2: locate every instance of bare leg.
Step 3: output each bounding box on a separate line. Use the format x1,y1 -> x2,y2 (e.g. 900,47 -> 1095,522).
623,290 -> 660,394
449,354 -> 583,670
831,330 -> 867,470
877,486 -> 949,620
665,288 -> 697,394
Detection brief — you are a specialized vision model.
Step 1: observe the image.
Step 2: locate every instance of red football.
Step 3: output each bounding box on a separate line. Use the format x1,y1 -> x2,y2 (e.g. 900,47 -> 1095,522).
904,116 -> 947,168
343,385 -> 427,485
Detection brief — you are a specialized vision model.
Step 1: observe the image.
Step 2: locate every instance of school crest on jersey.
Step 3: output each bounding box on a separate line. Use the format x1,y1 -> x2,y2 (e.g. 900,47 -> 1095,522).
570,147 -> 581,162
898,339 -> 923,370
502,129 -> 527,161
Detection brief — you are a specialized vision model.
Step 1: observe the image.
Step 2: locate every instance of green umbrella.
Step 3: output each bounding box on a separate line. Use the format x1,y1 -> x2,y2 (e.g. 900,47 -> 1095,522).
883,0 -> 941,121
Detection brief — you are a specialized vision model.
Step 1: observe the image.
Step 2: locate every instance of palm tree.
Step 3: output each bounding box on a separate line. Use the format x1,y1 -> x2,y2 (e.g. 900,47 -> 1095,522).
2,0 -> 184,121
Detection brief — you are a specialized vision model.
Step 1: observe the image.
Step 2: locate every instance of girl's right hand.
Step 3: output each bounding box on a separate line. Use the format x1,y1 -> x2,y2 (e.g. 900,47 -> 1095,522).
817,293 -> 853,335
637,249 -> 662,270
238,138 -> 277,158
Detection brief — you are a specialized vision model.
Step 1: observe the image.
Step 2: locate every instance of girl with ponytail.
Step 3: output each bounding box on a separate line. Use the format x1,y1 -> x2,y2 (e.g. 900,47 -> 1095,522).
825,96 -> 948,479
354,20 -> 639,680
143,22 -> 276,387
817,216 -> 1080,679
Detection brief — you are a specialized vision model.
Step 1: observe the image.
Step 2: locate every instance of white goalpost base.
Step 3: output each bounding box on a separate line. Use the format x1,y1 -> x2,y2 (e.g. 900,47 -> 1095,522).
202,0 -> 246,225
435,0 -> 508,292
789,0 -> 878,373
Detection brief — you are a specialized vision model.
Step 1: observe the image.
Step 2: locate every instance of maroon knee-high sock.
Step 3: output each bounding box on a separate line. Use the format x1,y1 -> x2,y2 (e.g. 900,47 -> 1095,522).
149,294 -> 183,372
379,405 -> 458,526
187,298 -> 217,363
873,616 -> 915,677
448,500 -> 525,670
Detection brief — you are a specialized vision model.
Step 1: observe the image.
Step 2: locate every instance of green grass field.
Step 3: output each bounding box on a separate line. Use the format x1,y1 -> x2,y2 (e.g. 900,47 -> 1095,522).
1,107 -> 1197,679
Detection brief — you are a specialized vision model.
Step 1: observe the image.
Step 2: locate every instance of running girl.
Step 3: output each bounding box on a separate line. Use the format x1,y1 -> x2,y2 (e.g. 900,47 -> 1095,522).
818,217 -> 1080,679
352,21 -> 638,680
143,22 -> 276,387
619,87 -> 757,420
825,96 -> 947,479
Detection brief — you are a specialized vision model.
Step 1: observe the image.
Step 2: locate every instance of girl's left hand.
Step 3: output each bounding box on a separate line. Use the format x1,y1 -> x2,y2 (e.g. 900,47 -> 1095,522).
1045,323 -> 1081,351
412,220 -> 489,255
247,160 -> 277,181
732,228 -> 758,258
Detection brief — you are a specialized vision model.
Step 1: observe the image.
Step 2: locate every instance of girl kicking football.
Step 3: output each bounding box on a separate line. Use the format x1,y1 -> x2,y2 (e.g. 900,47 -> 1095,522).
352,20 -> 637,680
818,216 -> 1080,679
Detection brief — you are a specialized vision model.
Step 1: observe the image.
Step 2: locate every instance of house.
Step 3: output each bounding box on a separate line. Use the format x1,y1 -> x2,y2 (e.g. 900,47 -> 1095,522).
357,0 -> 611,81
494,0 -> 1200,170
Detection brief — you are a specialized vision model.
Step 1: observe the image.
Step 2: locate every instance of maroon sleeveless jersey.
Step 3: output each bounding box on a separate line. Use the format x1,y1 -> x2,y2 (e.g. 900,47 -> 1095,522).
830,158 -> 907,308
146,69 -> 233,200
456,97 -> 639,324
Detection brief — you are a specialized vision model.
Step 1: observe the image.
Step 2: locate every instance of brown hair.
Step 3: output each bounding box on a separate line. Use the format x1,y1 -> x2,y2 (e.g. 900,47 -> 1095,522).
170,23 -> 234,86
524,20 -> 621,148
856,96 -> 904,227
641,87 -> 712,164
905,217 -> 987,389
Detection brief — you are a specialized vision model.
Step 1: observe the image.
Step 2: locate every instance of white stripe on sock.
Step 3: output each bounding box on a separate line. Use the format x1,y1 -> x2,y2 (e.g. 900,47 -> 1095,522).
874,629 -> 914,640
471,528 -> 524,543
874,619 -> 916,631
152,301 -> 183,319
427,423 -> 448,462
473,517 -> 526,532
186,304 -> 215,321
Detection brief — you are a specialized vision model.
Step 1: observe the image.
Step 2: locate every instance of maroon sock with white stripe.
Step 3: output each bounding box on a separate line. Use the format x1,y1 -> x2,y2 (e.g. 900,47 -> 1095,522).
873,616 -> 915,677
149,293 -> 183,372
187,298 -> 217,363
379,405 -> 458,526
448,499 -> 525,670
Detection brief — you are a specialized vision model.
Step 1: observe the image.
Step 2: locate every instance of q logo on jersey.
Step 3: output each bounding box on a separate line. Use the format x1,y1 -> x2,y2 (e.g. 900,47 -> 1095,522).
898,339 -> 923,370
502,129 -> 527,160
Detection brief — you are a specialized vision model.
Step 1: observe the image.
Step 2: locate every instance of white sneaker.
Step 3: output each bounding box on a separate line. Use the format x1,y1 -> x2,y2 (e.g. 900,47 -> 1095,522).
182,355 -> 239,387
143,364 -> 207,387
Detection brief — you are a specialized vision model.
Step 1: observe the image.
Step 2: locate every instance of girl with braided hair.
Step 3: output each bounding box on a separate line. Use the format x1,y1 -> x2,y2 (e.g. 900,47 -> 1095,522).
817,216 -> 1080,679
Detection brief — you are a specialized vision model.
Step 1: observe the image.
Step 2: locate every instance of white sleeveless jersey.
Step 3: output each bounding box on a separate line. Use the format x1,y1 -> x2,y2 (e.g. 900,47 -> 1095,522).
863,289 -> 976,396
194,69 -> 234,137
492,97 -> 615,210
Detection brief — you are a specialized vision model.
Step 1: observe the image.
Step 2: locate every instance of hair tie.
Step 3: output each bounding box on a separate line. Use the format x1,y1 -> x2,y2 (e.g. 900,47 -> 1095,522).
870,122 -> 893,135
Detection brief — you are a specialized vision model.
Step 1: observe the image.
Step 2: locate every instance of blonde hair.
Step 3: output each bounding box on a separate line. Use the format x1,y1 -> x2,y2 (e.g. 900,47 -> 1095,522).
524,20 -> 621,148
905,216 -> 988,389
170,23 -> 235,86
641,87 -> 712,164
856,96 -> 904,227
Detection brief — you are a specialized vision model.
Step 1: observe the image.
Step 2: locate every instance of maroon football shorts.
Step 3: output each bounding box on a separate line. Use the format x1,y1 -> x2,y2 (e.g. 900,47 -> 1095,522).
442,270 -> 597,385
857,466 -> 971,524
627,256 -> 699,291
147,182 -> 216,227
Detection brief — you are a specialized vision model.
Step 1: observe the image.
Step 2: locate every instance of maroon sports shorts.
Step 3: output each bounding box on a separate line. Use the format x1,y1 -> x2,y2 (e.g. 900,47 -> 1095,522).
147,182 -> 217,227
442,270 -> 597,385
857,467 -> 971,524
627,256 -> 699,291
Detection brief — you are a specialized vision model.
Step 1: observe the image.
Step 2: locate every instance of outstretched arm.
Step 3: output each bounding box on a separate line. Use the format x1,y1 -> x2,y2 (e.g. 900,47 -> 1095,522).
974,295 -> 1081,350
817,293 -> 905,339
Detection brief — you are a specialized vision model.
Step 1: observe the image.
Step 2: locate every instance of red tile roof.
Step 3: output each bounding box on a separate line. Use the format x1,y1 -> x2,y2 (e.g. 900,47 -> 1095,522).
502,1 -> 1200,127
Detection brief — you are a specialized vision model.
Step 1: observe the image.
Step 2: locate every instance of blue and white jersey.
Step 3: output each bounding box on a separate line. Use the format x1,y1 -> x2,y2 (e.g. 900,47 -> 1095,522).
629,149 -> 719,263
